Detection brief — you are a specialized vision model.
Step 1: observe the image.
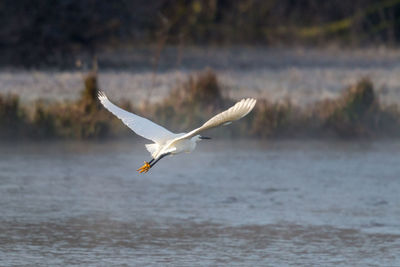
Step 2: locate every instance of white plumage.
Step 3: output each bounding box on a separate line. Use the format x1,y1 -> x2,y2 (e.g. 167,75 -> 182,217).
97,91 -> 175,143
97,91 -> 256,173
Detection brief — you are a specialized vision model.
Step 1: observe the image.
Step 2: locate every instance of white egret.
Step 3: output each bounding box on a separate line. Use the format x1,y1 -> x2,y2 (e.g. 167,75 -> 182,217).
97,91 -> 256,173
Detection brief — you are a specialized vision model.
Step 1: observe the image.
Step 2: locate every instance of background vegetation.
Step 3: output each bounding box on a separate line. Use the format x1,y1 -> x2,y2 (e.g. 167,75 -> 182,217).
1,1 -> 400,140
1,70 -> 399,141
1,0 -> 400,67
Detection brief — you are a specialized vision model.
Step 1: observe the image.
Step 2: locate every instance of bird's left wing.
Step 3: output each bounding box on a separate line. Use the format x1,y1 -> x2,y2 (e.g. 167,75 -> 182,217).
169,98 -> 256,145
98,91 -> 175,142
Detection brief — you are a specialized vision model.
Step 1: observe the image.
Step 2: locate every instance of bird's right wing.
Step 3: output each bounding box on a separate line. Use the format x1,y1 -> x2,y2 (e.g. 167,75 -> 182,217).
97,91 -> 175,142
169,98 -> 256,144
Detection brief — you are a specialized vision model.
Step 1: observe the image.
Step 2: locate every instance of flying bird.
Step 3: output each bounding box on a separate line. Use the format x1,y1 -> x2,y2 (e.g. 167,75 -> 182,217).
97,91 -> 256,173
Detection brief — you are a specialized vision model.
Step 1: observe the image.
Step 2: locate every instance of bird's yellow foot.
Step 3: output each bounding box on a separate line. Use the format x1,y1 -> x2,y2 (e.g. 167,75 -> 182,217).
137,161 -> 151,173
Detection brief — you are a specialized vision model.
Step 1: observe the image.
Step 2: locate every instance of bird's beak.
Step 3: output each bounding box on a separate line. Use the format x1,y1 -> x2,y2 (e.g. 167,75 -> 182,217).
199,136 -> 211,140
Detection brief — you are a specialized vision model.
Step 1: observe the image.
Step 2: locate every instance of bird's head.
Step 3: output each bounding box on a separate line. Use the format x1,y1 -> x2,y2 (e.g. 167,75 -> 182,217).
193,135 -> 211,142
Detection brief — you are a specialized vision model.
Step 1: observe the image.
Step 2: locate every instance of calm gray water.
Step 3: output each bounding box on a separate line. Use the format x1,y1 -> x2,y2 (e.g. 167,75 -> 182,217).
0,140 -> 399,266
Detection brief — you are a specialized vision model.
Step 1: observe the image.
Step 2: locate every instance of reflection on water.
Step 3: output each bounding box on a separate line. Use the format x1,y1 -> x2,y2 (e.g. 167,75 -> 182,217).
0,140 -> 399,265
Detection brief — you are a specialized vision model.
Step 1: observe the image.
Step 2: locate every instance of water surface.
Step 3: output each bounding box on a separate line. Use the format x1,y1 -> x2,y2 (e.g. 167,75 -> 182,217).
0,140 -> 399,266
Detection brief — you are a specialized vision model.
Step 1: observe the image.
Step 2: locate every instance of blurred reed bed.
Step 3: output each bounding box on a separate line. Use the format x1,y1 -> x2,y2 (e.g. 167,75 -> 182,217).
1,73 -> 117,140
313,79 -> 400,138
1,70 -> 400,141
142,70 -> 228,133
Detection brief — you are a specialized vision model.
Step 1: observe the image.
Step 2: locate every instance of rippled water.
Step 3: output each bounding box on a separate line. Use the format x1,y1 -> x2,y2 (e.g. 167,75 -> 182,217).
0,140 -> 400,266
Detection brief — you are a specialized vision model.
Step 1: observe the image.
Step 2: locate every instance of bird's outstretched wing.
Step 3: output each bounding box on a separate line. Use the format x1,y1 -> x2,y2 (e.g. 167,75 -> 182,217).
170,98 -> 256,144
97,91 -> 175,142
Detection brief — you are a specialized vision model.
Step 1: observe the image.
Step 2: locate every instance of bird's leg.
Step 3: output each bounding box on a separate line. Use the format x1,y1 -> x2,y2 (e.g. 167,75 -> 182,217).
149,152 -> 171,168
137,153 -> 171,174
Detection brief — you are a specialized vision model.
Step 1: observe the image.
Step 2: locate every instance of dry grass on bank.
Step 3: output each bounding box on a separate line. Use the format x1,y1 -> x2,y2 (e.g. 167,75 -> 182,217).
1,70 -> 400,141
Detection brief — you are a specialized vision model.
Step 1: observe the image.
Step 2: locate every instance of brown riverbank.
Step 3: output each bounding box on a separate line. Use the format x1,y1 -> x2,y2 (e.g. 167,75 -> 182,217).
1,70 -> 399,140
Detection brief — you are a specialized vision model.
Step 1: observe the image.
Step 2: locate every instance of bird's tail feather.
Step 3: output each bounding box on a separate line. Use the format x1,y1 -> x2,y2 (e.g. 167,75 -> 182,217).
145,143 -> 159,158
